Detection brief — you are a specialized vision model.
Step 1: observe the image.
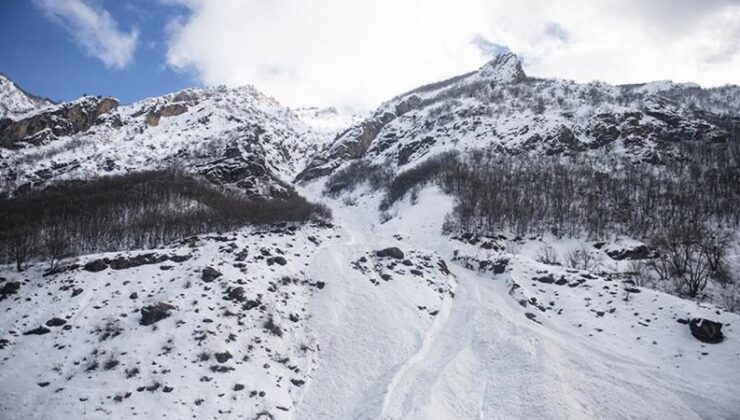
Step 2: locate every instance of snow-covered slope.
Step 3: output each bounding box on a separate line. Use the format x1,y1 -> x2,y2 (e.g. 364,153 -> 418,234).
0,74 -> 53,119
0,85 -> 334,197
293,106 -> 364,141
296,184 -> 740,419
4,178 -> 737,419
2,54 -> 740,420
298,53 -> 740,180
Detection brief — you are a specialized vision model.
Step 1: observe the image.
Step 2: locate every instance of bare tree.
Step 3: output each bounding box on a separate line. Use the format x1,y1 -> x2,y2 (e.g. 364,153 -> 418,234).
5,229 -> 33,272
44,230 -> 70,271
648,226 -> 713,298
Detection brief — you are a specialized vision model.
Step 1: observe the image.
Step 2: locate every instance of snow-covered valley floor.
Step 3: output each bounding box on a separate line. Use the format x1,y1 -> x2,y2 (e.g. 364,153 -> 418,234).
1,185 -> 739,419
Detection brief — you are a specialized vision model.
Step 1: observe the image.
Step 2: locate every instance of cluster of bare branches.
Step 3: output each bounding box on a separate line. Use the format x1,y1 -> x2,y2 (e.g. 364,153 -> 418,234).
0,169 -> 330,271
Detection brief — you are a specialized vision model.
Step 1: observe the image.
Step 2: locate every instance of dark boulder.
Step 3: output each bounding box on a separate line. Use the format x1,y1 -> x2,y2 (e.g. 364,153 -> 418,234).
689,318 -> 724,344
225,286 -> 246,302
214,351 -> 232,363
170,254 -> 191,263
108,253 -> 168,270
376,247 -> 405,259
139,302 -> 176,326
202,267 -> 222,282
23,326 -> 51,335
242,299 -> 261,311
606,245 -> 652,261
534,274 -> 555,284
267,256 -> 287,266
45,317 -> 67,327
84,259 -> 108,272
0,281 -> 20,300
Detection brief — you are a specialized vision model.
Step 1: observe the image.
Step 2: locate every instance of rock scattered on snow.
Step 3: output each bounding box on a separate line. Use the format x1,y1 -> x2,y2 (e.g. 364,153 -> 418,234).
689,318 -> 724,344
139,302 -> 176,326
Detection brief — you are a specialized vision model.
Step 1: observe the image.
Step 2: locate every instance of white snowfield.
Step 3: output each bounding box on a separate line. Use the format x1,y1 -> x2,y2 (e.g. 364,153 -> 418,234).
295,185 -> 740,420
0,182 -> 738,419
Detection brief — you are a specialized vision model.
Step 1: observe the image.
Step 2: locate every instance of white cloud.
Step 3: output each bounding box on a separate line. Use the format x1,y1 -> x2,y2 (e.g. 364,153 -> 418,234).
33,0 -> 139,69
163,0 -> 740,110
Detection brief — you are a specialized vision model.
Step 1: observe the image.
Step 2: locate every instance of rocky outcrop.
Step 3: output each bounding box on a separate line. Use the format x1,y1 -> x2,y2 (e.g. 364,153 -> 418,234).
145,103 -> 189,127
0,96 -> 118,148
478,52 -> 526,83
296,113 -> 394,181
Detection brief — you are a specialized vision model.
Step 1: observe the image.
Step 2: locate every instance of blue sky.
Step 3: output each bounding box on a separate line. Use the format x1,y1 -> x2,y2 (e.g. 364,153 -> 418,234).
0,0 -> 195,104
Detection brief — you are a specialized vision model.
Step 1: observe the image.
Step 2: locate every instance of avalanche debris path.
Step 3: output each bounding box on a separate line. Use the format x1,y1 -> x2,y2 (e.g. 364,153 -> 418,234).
296,186 -> 740,420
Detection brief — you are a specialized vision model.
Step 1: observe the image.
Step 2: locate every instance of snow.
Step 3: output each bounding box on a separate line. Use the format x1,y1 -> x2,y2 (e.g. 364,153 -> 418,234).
292,106 -> 364,141
636,80 -> 702,94
0,74 -> 52,119
1,55 -> 739,419
0,225 -> 337,419
296,184 -> 740,419
1,177 -> 738,419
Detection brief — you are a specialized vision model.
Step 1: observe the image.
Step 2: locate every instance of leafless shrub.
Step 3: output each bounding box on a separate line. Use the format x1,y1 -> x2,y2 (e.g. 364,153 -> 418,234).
536,246 -> 561,266
95,319 -> 123,341
646,225 -> 723,298
264,314 -> 283,337
723,282 -> 740,312
324,159 -> 393,197
565,244 -> 594,271
627,260 -> 651,288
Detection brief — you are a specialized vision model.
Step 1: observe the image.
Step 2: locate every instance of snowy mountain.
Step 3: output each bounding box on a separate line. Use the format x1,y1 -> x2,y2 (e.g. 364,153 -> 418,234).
1,55 -> 740,419
0,84 -> 328,198
0,74 -> 53,119
298,53 -> 740,180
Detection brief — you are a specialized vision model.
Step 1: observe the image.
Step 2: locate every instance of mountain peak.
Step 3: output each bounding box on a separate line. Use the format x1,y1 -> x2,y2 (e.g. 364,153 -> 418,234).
0,73 -> 53,119
478,52 -> 526,83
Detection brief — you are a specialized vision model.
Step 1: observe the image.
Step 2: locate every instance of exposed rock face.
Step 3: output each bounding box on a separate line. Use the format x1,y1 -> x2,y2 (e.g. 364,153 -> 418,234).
0,97 -> 118,148
478,52 -> 526,83
689,318 -> 724,344
145,103 -> 189,127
